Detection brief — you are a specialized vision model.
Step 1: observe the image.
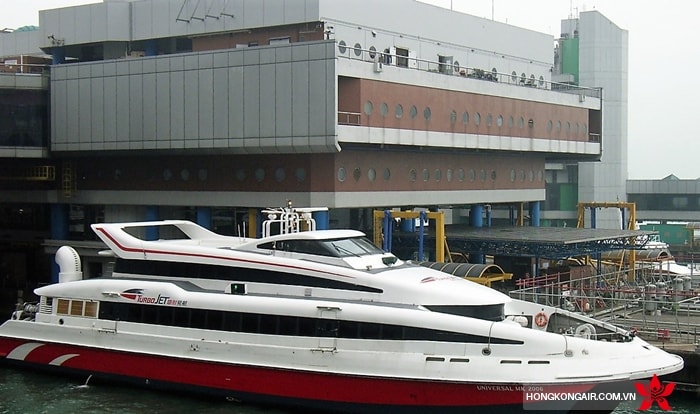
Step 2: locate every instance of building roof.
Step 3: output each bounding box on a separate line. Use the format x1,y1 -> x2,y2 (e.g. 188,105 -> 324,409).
443,225 -> 656,259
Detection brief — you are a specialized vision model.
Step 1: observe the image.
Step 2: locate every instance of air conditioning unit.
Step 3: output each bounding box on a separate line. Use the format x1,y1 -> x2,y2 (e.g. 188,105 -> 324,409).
374,60 -> 383,73
579,94 -> 586,102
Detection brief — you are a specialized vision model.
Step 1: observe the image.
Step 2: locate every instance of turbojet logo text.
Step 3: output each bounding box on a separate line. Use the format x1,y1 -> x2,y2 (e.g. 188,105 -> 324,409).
120,289 -> 187,307
524,392 -> 636,402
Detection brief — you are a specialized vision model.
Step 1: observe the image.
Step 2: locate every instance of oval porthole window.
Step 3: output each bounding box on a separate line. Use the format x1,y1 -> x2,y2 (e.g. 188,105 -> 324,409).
364,101 -> 373,115
383,168 -> 391,181
410,105 -> 418,119
353,43 -> 362,57
409,169 -> 417,182
275,167 -> 286,182
369,46 -> 377,59
474,112 -> 481,126
368,168 -> 376,181
338,41 -> 347,54
423,107 -> 432,121
295,168 -> 306,182
395,104 -> 404,119
337,167 -> 346,182
254,168 -> 265,182
380,102 -> 389,117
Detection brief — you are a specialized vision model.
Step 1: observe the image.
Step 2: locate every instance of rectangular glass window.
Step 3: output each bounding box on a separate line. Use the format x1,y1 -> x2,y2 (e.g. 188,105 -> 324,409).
84,301 -> 98,317
57,299 -> 70,315
70,300 -> 84,316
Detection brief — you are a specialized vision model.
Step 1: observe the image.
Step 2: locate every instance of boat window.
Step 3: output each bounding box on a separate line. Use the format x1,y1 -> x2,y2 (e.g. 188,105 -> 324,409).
123,224 -> 190,241
257,240 -> 334,256
320,237 -> 386,257
424,304 -> 504,322
114,258 -> 384,293
97,301 -> 523,345
56,298 -> 98,318
257,237 -> 385,258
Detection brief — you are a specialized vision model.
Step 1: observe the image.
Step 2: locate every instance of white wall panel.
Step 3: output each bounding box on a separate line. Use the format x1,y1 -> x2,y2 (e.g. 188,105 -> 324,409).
243,64 -> 260,138
103,76 -> 117,143
291,60 -> 309,137
142,73 -> 157,141
129,74 -> 144,143
275,62 -> 293,137
66,79 -> 79,145
90,78 -> 104,144
184,70 -> 199,143
213,67 -> 230,139
198,68 -> 214,140
78,78 -> 92,146
228,66 -> 245,140
155,72 -> 171,142
259,64 -> 276,138
115,75 -> 129,142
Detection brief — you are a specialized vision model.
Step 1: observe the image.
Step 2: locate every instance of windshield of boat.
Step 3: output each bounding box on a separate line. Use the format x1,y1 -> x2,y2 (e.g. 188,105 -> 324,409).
258,237 -> 386,258
322,237 -> 386,257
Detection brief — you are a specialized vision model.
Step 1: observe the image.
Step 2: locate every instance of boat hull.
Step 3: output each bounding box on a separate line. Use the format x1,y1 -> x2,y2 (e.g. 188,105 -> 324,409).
0,336 -> 629,413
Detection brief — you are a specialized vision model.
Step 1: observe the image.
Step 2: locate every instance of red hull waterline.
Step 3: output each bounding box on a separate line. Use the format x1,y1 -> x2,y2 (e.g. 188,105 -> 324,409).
0,337 -> 618,413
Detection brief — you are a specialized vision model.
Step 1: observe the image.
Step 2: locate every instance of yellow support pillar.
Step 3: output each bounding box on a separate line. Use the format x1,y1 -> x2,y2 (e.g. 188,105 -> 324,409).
372,210 -> 445,262
248,208 -> 258,238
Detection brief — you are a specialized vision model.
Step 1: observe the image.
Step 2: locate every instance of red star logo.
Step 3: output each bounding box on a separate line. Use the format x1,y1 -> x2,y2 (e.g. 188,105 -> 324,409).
635,374 -> 676,411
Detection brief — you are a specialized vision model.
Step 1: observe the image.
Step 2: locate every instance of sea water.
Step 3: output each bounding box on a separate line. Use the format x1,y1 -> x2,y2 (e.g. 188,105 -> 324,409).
0,367 -> 696,413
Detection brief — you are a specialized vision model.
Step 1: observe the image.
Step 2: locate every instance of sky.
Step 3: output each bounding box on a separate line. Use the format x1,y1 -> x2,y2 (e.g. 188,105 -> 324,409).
1,0 -> 698,180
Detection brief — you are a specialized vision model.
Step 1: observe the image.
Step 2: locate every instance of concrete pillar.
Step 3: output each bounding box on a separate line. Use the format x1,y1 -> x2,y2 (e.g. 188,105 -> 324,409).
400,214 -> 415,232
529,201 -> 541,227
313,210 -> 329,230
470,205 -> 483,228
470,205 -> 485,264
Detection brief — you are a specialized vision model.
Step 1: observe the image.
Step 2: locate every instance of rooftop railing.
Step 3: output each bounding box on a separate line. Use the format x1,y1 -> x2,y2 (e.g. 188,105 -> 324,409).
338,45 -> 601,100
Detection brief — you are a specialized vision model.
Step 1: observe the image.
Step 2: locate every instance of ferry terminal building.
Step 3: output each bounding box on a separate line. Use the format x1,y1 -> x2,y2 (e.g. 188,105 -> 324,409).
0,0 -> 626,298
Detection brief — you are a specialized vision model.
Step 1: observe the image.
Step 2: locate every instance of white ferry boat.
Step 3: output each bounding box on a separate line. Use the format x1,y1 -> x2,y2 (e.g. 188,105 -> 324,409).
0,207 -> 683,412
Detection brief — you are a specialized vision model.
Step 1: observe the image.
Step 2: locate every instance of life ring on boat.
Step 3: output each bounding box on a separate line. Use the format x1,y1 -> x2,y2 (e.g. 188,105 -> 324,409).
534,312 -> 548,328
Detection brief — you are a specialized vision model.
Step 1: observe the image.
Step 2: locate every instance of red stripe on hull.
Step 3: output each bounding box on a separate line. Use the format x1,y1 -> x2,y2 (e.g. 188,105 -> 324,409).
0,336 -> 596,409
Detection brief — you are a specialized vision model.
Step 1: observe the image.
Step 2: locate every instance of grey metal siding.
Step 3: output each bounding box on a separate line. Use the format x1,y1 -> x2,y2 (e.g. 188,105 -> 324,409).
50,41 -> 338,153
